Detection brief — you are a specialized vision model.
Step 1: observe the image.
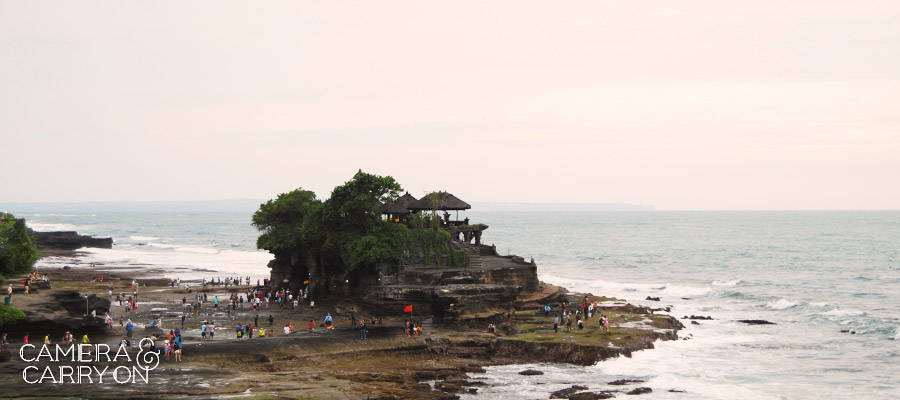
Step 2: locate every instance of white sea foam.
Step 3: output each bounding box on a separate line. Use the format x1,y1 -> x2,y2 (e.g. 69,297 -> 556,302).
539,275 -> 711,299
821,308 -> 866,317
26,222 -> 79,231
129,235 -> 159,241
712,279 -> 741,287
765,298 -> 799,310
71,245 -> 273,281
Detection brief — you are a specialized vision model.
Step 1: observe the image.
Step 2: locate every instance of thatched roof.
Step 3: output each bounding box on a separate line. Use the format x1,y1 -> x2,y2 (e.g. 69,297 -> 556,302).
380,192 -> 418,215
407,191 -> 471,211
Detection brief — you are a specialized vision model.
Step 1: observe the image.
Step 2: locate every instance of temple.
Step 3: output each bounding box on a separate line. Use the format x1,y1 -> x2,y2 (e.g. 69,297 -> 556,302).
264,177 -> 546,327
365,191 -> 541,325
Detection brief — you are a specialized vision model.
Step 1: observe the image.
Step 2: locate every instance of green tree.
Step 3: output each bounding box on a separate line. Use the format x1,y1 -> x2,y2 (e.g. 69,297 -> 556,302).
251,189 -> 322,256
321,171 -> 402,234
0,213 -> 40,279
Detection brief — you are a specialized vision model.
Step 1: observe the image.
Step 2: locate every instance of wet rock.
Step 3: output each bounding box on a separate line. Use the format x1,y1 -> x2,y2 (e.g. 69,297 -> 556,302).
682,315 -> 713,320
626,387 -> 652,395
251,353 -> 271,363
608,379 -> 645,385
738,320 -> 775,325
645,296 -> 660,301
33,281 -> 52,290
691,321 -> 700,325
437,381 -> 462,393
414,371 -> 437,381
568,392 -> 616,400
30,230 -> 113,250
550,385 -> 588,398
519,369 -> 544,376
464,365 -> 486,373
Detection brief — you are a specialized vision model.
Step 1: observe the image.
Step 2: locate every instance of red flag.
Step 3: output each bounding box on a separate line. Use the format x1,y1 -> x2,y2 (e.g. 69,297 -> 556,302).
403,305 -> 413,313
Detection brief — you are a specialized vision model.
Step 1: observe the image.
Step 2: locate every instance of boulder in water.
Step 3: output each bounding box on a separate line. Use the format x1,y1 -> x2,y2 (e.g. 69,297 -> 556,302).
738,319 -> 775,325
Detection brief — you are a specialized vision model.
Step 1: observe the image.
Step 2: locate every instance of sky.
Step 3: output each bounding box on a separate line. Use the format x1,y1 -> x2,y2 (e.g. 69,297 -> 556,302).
1,1 -> 898,210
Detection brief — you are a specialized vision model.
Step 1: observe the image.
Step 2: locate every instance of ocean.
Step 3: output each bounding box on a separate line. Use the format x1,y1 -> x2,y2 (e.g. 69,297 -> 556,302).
20,211 -> 900,399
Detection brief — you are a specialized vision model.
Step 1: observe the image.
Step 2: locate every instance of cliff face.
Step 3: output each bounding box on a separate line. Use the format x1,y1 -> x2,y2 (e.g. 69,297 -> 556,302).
473,264 -> 540,293
30,230 -> 113,251
267,235 -> 542,326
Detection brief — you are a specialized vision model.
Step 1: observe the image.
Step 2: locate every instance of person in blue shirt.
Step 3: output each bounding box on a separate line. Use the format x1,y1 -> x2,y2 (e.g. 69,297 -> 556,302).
324,313 -> 333,330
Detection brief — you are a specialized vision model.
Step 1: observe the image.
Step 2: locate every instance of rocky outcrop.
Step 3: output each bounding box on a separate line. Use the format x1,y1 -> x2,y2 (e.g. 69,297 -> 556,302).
518,369 -> 543,375
0,290 -> 109,336
569,392 -> 616,400
30,230 -> 113,251
493,336 -> 661,366
362,283 -> 521,325
472,264 -> 539,293
738,319 -> 776,325
550,386 -> 588,399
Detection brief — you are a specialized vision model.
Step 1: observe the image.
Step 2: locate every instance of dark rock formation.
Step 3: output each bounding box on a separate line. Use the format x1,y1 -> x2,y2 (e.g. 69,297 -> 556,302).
691,321 -> 700,325
627,387 -> 652,395
1,290 -> 109,336
645,296 -> 660,301
738,320 -> 776,325
30,230 -> 113,251
683,315 -> 713,320
493,329 -> 675,366
53,291 -> 111,316
518,369 -> 543,375
568,392 -> 616,400
609,379 -> 645,385
550,385 -> 588,399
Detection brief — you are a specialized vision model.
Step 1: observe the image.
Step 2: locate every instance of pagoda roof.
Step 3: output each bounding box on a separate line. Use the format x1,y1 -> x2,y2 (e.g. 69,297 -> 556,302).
380,192 -> 418,215
407,191 -> 471,211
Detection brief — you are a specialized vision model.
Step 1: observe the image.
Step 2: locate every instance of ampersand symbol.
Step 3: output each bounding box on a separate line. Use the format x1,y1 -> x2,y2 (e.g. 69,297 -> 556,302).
136,338 -> 160,371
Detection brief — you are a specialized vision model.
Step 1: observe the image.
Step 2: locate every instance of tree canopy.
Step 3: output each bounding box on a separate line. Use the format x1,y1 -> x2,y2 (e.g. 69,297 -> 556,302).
0,213 -> 40,281
253,171 -> 467,288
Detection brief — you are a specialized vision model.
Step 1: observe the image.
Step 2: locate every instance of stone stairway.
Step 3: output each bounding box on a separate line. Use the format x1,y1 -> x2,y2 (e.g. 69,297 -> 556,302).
450,239 -> 483,269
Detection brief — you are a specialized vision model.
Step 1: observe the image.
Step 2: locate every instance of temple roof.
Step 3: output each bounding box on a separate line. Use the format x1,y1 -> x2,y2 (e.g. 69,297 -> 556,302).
380,192 -> 418,215
407,191 -> 471,211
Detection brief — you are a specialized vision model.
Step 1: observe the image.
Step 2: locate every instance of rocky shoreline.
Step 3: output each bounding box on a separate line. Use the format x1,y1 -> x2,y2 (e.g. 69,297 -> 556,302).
1,267 -> 681,399
0,233 -> 683,399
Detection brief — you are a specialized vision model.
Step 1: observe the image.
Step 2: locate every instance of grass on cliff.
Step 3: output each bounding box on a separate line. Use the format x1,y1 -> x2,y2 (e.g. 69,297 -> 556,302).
508,308 -> 670,347
0,304 -> 26,327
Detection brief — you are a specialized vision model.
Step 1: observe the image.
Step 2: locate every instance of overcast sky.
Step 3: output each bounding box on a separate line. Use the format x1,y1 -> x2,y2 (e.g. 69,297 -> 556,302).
1,1 -> 898,210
